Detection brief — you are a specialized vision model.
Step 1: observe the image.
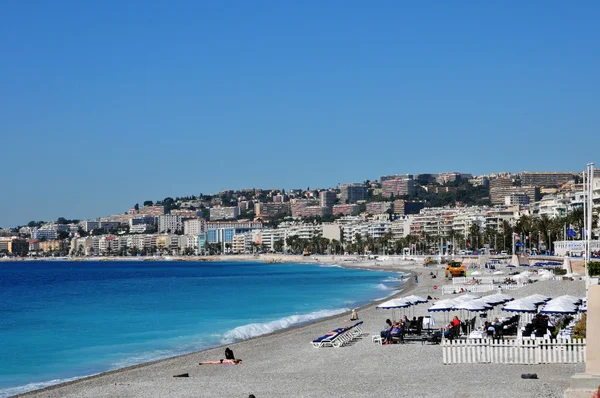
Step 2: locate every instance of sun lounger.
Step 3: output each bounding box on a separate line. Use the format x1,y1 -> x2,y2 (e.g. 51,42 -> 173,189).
311,322 -> 364,348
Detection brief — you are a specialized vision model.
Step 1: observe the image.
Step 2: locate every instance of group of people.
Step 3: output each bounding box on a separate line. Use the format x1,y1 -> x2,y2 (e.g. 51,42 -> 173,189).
380,318 -> 404,344
442,316 -> 462,338
484,318 -> 503,336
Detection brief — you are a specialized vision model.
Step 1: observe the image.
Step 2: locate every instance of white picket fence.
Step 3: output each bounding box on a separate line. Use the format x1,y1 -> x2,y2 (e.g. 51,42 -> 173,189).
442,284 -> 495,295
442,283 -> 525,295
442,338 -> 586,365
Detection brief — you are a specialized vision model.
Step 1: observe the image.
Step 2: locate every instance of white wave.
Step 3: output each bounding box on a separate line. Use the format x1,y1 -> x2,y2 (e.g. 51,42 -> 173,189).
221,308 -> 349,343
0,375 -> 90,398
375,283 -> 393,291
382,277 -> 404,282
317,263 -> 342,268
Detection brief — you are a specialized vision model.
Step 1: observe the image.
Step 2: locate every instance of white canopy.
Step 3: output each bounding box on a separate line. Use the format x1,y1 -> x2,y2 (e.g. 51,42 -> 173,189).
539,301 -> 578,314
428,299 -> 457,312
551,295 -> 582,305
482,293 -> 514,304
502,299 -> 538,313
376,298 -> 411,309
403,295 -> 428,304
454,299 -> 492,312
522,294 -> 550,304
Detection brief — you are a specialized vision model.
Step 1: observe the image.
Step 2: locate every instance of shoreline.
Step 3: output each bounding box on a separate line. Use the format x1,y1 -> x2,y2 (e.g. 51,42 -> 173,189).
12,258 -> 421,397
10,258 -> 585,398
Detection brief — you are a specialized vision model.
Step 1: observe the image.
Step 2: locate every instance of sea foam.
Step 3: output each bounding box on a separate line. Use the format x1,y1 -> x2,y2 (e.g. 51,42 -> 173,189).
0,376 -> 89,398
221,308 -> 349,343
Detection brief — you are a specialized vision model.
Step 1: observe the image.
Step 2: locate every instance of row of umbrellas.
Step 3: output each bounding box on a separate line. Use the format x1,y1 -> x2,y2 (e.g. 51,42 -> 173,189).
504,295 -> 584,315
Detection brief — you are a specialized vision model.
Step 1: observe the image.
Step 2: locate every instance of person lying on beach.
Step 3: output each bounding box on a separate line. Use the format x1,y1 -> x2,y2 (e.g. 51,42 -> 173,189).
199,359 -> 242,365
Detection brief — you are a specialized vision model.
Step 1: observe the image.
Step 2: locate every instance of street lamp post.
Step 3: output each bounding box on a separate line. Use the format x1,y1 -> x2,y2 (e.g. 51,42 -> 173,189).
585,162 -> 595,290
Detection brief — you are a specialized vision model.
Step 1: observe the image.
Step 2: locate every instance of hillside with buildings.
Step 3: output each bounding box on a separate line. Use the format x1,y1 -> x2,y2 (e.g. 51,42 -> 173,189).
1,170 -> 598,258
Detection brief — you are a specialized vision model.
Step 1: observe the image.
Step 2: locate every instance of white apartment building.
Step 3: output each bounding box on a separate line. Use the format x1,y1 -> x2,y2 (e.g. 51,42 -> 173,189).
158,215 -> 182,233
209,206 -> 240,221
184,219 -> 206,235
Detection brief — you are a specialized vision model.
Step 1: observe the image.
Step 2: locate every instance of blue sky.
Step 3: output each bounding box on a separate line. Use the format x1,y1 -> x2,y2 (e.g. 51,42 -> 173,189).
1,1 -> 599,227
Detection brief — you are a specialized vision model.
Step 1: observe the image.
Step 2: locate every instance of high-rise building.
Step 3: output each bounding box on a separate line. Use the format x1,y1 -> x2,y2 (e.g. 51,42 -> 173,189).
382,178 -> 415,198
209,206 -> 240,221
319,190 -> 337,208
254,202 -> 291,219
490,186 -> 540,205
158,215 -> 183,233
184,219 -> 206,235
520,172 -> 577,187
339,183 -> 367,204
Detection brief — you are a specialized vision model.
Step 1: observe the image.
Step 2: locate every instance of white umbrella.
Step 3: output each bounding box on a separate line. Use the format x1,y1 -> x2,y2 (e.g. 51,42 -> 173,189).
552,295 -> 582,305
454,299 -> 492,311
470,271 -> 482,276
502,299 -> 538,313
482,293 -> 513,304
539,301 -> 578,314
522,294 -> 550,304
428,299 -> 457,312
493,270 -> 504,275
403,295 -> 428,304
377,298 -> 411,309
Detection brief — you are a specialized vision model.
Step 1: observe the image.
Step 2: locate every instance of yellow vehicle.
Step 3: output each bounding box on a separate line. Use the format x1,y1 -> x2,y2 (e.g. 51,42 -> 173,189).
445,261 -> 466,278
303,250 -> 310,256
424,257 -> 436,266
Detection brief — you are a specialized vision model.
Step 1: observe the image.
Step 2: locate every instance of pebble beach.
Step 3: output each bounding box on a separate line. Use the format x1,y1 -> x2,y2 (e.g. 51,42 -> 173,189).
16,258 -> 586,398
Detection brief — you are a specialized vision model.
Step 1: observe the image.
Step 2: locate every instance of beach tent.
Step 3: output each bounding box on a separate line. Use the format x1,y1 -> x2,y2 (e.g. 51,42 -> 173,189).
502,299 -> 538,313
539,301 -> 578,315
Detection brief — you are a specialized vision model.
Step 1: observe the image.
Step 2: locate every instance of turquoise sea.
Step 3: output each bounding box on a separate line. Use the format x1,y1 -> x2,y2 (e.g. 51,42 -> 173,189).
0,260 -> 403,397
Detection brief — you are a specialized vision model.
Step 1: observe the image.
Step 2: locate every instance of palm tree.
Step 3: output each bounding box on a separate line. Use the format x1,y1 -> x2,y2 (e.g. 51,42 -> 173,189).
534,214 -> 553,252
568,208 -> 584,236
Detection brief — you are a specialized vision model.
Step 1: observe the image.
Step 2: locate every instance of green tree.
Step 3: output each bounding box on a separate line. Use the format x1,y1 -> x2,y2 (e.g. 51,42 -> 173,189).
274,239 -> 284,253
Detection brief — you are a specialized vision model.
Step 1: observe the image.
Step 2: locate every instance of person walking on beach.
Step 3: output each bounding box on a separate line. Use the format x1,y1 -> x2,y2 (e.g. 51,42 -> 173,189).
350,309 -> 358,321
414,274 -> 419,283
